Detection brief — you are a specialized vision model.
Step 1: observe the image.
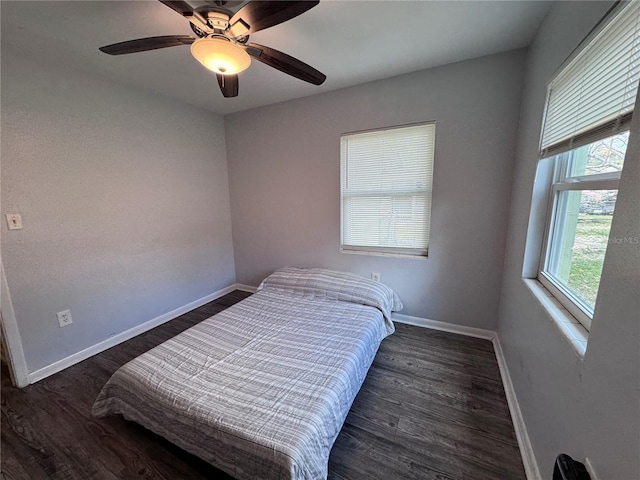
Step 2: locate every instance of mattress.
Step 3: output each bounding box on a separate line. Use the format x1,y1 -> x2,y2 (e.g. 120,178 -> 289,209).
92,267 -> 401,480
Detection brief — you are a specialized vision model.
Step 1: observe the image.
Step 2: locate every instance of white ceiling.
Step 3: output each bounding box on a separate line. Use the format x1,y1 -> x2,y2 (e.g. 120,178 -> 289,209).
1,1 -> 552,115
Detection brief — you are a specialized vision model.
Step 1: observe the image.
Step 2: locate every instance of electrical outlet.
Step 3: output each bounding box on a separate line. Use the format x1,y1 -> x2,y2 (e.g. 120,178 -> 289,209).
6,213 -> 23,230
57,309 -> 73,328
371,272 -> 381,282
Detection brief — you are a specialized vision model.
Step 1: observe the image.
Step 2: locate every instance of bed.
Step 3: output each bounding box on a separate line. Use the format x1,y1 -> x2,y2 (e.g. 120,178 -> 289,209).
92,267 -> 402,480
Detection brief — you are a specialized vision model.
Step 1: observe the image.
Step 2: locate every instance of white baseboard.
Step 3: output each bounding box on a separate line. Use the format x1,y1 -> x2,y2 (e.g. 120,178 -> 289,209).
27,284 -> 238,384
492,335 -> 541,480
392,313 -> 496,340
235,283 -> 258,293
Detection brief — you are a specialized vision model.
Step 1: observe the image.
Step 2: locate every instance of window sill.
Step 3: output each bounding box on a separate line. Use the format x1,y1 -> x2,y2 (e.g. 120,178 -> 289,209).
522,278 -> 588,359
340,248 -> 428,259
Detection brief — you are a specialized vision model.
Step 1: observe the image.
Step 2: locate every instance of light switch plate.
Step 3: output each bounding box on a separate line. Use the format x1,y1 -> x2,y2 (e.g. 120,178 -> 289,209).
6,214 -> 23,230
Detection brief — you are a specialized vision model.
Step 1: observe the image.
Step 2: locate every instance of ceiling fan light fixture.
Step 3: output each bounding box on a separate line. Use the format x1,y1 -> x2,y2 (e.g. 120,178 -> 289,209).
190,37 -> 251,75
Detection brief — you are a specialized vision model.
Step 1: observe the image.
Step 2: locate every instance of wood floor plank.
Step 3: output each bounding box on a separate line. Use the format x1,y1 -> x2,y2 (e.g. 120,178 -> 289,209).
358,369 -> 516,442
0,440 -> 32,480
1,291 -> 525,479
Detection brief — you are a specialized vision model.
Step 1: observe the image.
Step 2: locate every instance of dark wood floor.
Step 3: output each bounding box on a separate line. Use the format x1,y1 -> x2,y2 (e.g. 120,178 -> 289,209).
1,291 -> 525,480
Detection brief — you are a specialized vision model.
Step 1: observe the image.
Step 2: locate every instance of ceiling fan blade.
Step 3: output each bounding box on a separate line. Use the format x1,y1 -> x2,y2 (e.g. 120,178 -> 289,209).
158,0 -> 193,16
217,74 -> 239,97
99,36 -> 195,55
230,1 -> 319,35
246,43 -> 326,85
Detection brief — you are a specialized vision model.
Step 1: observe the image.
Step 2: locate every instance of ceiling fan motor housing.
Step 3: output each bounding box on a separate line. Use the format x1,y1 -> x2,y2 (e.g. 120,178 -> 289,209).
205,12 -> 230,31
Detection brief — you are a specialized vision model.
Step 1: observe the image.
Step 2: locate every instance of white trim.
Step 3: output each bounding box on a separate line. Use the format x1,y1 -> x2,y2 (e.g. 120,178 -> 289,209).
340,248 -> 429,260
493,334 -> 541,480
0,261 -> 29,387
235,283 -> 258,293
27,284 -> 238,384
392,313 -> 496,340
538,272 -> 593,332
392,312 -> 540,480
523,278 -> 587,359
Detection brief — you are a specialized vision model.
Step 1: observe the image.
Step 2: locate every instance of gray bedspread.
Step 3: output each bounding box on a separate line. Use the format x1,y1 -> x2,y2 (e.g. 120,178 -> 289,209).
92,285 -> 394,480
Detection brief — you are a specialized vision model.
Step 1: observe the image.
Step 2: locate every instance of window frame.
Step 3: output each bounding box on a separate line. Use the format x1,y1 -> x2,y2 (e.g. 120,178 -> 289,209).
538,145 -> 624,330
339,121 -> 435,258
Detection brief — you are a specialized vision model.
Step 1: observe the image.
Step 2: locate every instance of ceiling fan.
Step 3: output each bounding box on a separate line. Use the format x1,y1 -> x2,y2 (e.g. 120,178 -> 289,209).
99,0 -> 326,98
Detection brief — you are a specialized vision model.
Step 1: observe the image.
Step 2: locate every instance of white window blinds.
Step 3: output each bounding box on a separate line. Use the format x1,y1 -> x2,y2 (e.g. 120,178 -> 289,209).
340,123 -> 435,257
541,0 -> 640,157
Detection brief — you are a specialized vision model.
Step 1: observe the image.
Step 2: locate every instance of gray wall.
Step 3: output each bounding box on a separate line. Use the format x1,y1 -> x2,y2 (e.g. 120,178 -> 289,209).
497,2 -> 640,479
1,50 -> 236,373
225,50 -> 526,329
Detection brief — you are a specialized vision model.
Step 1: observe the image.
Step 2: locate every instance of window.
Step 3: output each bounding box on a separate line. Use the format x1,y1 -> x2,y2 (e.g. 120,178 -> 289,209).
539,132 -> 628,329
340,123 -> 435,257
537,1 -> 640,329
